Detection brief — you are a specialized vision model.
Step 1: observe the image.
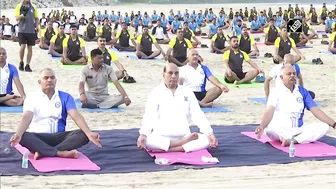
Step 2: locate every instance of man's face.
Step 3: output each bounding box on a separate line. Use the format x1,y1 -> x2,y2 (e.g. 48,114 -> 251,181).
281,28 -> 288,37
157,20 -> 162,27
93,54 -> 104,67
143,27 -> 149,34
23,0 -> 30,4
188,50 -> 199,65
183,23 -> 188,29
70,27 -> 77,35
58,26 -> 64,34
5,18 -> 9,23
177,29 -> 183,38
269,20 -> 274,26
231,38 -> 239,49
217,28 -> 223,35
0,48 -> 7,63
39,70 -> 57,90
122,23 -> 127,29
47,21 -> 53,29
98,37 -> 106,48
89,19 -> 93,24
163,65 -> 179,88
242,28 -> 248,35
280,66 -> 296,86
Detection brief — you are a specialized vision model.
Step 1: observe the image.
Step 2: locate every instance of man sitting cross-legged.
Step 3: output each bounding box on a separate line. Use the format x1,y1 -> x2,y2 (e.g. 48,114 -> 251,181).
255,64 -> 335,147
113,22 -> 137,52
0,47 -> 26,106
223,36 -> 263,85
61,24 -> 87,65
79,49 -> 132,109
137,63 -> 218,153
210,27 -> 230,54
179,49 -> 229,107
39,21 -> 57,50
9,68 -> 102,160
135,26 -> 166,60
48,24 -> 67,57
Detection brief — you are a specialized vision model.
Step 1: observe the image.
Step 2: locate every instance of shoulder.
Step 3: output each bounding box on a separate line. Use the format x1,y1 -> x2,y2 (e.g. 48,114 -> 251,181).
15,3 -> 22,8
58,90 -> 73,99
31,3 -> 38,9
7,63 -> 18,71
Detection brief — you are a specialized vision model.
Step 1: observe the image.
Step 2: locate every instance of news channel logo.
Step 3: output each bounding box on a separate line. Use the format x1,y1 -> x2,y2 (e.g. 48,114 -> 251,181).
287,19 -> 303,33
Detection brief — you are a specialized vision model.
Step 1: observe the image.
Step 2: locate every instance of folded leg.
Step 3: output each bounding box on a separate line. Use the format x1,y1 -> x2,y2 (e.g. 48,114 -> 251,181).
294,122 -> 330,144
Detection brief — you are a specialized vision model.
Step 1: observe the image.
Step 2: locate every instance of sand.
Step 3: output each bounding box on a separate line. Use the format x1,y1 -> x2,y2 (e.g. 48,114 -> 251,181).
0,3 -> 336,189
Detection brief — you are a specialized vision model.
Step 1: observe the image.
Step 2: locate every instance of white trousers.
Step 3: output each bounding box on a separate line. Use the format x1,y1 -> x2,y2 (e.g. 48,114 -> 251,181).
266,122 -> 330,144
145,133 -> 210,152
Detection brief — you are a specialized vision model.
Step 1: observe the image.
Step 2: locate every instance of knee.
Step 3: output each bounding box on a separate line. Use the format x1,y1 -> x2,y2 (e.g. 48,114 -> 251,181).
75,130 -> 89,144
252,69 -> 259,76
214,86 -> 223,94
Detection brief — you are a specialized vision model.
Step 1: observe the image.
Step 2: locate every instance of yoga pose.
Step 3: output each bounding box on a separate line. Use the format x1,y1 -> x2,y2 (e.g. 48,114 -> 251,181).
238,27 -> 260,57
9,68 -> 102,160
255,64 -> 335,146
167,28 -> 193,67
179,49 -> 229,107
79,49 -> 131,109
135,26 -> 166,59
223,36 -> 263,85
328,31 -> 336,54
48,24 -> 66,57
137,63 -> 218,152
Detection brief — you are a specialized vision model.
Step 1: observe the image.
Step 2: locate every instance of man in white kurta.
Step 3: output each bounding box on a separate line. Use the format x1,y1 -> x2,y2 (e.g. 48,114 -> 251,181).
255,64 -> 335,146
137,63 -> 218,152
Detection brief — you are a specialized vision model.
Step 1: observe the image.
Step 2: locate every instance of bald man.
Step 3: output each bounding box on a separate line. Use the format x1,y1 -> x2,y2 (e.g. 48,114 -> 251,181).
179,49 -> 229,107
9,68 -> 102,160
137,63 -> 218,153
0,47 -> 26,106
256,64 -> 335,147
265,54 -> 315,99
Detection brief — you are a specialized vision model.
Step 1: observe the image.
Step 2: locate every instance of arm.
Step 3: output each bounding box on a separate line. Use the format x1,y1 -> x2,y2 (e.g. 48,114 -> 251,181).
246,59 -> 261,70
131,38 -> 136,46
252,43 -> 259,52
297,74 -> 303,86
112,80 -> 129,98
189,91 -> 213,135
154,43 -> 166,56
79,81 -> 85,95
292,47 -> 304,57
139,91 -> 159,137
166,47 -> 173,57
13,77 -> 26,98
310,107 -> 335,127
15,111 -> 34,137
264,76 -> 273,98
68,109 -> 92,135
81,47 -> 86,57
208,76 -> 226,88
114,60 -> 126,72
211,39 -> 221,52
192,35 -> 201,44
259,105 -> 276,129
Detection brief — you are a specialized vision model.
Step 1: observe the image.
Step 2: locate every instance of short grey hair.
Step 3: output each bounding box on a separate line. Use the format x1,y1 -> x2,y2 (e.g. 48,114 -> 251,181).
280,63 -> 295,76
39,68 -> 56,78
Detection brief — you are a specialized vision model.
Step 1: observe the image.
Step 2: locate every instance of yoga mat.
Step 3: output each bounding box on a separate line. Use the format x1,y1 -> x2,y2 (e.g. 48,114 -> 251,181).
327,73 -> 336,76
320,50 -> 336,55
297,46 -> 313,49
241,132 -> 336,157
15,144 -> 100,173
127,55 -> 161,60
1,124 -> 335,176
74,98 -> 123,113
248,97 -> 327,107
256,42 -> 266,46
110,47 -> 136,53
57,60 -> 85,68
216,76 -> 264,88
250,56 -> 259,59
49,54 -> 62,60
147,149 -> 218,166
201,106 -> 230,113
316,30 -> 327,34
0,106 -> 23,113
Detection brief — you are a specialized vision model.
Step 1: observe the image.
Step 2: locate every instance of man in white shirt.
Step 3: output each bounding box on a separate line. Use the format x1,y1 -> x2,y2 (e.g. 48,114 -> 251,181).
151,20 -> 170,44
0,47 -> 26,106
255,64 -> 335,146
179,49 -> 229,107
137,63 -> 218,153
264,54 -> 315,99
9,68 -> 102,160
1,18 -> 14,40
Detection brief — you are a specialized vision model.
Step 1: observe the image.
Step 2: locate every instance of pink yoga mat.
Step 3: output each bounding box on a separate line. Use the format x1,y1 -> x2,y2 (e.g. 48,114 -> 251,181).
147,149 -> 218,166
15,144 -> 101,172
241,132 -> 336,158
256,42 -> 266,46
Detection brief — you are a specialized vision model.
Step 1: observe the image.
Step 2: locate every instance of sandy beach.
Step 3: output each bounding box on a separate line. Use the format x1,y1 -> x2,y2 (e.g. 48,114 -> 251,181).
0,3 -> 336,189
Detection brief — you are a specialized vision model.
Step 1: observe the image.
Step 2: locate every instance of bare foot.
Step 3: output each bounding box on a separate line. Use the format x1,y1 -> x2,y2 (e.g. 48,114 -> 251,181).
281,138 -> 291,147
34,151 -> 42,160
183,133 -> 199,144
200,101 -> 213,108
56,150 -> 79,159
233,80 -> 239,85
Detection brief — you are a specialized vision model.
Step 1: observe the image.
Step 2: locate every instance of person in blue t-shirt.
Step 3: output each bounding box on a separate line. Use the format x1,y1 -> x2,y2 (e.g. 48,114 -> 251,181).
0,47 -> 26,106
250,16 -> 264,33
233,19 -> 243,36
208,19 -> 219,38
171,16 -> 181,34
325,13 -> 335,33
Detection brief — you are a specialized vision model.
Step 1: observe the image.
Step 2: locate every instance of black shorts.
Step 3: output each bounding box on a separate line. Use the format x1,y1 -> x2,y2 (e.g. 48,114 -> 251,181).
152,20 -> 157,24
225,70 -> 247,83
68,55 -> 82,62
137,51 -> 153,59
194,91 -> 207,101
3,35 -> 11,38
175,57 -> 187,65
54,48 -> 63,54
18,32 -> 36,46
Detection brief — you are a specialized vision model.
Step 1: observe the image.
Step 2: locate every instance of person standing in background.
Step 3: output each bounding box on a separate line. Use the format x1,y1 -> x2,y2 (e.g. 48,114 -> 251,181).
15,0 -> 39,72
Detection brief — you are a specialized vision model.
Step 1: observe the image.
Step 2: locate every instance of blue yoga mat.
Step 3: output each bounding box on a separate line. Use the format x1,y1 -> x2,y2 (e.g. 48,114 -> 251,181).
49,54 -> 62,60
74,98 -> 123,113
1,124 -> 335,176
0,106 -> 23,113
320,50 -> 336,55
250,56 -> 259,59
127,55 -> 161,60
248,97 -> 327,107
201,106 -> 230,113
297,46 -> 313,49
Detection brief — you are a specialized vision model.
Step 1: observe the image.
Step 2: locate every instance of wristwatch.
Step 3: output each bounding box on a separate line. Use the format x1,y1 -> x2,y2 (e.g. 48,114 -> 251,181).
332,122 -> 336,129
